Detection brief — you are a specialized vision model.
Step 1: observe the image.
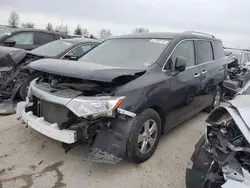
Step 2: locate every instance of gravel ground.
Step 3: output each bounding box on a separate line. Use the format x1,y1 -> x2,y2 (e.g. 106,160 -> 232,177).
0,112 -> 207,188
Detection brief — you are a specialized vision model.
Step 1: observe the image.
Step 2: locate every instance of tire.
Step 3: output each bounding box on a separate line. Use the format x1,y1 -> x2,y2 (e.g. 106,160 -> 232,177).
126,108 -> 161,163
204,86 -> 222,113
19,73 -> 40,100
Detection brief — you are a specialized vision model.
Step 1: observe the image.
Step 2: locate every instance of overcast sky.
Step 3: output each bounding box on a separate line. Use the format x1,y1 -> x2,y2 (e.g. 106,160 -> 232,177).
0,0 -> 249,48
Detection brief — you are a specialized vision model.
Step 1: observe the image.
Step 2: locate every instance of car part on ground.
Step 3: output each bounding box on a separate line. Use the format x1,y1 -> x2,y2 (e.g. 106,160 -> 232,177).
186,86 -> 250,187
17,31 -> 226,163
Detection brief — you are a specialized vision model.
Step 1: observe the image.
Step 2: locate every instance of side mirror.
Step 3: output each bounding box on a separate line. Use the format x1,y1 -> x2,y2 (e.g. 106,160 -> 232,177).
64,55 -> 78,61
175,57 -> 186,72
4,40 -> 16,47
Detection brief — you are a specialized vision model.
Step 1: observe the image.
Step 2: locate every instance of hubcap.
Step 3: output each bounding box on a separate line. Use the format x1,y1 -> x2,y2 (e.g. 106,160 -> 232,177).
214,91 -> 221,108
137,119 -> 157,154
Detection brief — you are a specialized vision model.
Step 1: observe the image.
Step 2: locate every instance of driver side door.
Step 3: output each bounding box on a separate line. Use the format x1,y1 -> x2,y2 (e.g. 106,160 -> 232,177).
164,40 -> 202,131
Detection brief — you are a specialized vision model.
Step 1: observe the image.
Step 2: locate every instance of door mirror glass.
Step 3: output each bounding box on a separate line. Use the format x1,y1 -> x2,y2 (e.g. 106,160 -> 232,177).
175,57 -> 186,72
4,40 -> 16,47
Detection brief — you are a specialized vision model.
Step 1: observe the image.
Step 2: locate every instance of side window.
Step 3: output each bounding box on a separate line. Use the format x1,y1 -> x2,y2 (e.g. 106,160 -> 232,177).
212,41 -> 225,59
196,41 -> 213,64
67,44 -> 97,57
35,32 -> 56,45
5,32 -> 34,45
170,40 -> 195,68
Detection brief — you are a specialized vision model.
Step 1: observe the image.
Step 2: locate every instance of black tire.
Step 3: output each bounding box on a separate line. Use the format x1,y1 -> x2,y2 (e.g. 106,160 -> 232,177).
19,73 -> 40,100
204,86 -> 222,113
126,108 -> 161,163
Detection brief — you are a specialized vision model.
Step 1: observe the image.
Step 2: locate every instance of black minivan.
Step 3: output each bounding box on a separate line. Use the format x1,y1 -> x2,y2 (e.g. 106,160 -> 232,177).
17,31 -> 227,163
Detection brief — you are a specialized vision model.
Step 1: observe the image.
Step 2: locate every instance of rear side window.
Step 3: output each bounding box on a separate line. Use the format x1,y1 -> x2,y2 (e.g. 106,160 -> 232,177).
35,32 -> 56,45
170,40 -> 195,68
196,40 -> 213,64
212,41 -> 225,59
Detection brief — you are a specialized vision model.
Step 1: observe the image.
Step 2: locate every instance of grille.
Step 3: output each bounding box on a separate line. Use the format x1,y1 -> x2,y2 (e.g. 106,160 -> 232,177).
39,99 -> 70,127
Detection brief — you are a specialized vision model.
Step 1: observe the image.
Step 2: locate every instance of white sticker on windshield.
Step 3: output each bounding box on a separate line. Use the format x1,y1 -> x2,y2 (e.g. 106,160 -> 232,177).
149,39 -> 169,45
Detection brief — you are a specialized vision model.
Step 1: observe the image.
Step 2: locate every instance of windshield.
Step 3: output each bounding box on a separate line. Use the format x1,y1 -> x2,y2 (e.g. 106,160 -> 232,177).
31,40 -> 75,57
79,38 -> 170,68
0,28 -> 13,39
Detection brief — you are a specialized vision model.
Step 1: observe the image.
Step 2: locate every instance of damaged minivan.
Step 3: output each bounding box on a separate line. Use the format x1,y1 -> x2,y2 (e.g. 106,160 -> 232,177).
17,31 -> 227,163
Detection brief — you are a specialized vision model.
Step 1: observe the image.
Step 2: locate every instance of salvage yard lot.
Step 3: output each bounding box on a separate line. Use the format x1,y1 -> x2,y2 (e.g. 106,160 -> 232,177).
0,112 -> 206,188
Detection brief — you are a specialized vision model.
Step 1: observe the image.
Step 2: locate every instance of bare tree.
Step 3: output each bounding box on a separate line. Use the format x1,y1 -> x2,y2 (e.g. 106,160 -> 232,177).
21,22 -> 35,28
82,28 -> 89,37
133,28 -> 149,33
100,29 -> 112,39
74,25 -> 82,35
55,25 -> 69,34
8,11 -> 20,28
46,22 -> 53,31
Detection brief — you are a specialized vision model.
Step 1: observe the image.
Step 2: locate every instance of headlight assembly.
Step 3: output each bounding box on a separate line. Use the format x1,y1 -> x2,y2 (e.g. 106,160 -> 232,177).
66,96 -> 125,117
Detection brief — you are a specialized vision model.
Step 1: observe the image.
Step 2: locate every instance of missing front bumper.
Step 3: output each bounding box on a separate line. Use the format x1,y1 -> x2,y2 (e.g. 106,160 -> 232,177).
16,100 -> 77,144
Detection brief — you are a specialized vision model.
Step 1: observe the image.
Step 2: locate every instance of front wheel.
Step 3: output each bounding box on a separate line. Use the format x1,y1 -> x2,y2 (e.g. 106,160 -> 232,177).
126,108 -> 161,163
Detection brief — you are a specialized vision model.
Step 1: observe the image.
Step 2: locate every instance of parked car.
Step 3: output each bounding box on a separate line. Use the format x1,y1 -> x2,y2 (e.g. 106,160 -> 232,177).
186,81 -> 250,188
224,47 -> 250,65
0,28 -> 72,50
17,31 -> 227,163
0,38 -> 100,114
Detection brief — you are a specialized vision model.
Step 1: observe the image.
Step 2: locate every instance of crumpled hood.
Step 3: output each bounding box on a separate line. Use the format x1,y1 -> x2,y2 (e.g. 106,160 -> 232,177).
28,59 -> 146,83
230,95 -> 250,129
0,46 -> 27,67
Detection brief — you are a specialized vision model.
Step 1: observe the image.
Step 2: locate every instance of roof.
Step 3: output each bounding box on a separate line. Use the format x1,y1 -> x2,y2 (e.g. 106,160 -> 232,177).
12,28 -> 71,37
112,32 -> 180,39
111,31 -> 221,41
62,38 -> 102,44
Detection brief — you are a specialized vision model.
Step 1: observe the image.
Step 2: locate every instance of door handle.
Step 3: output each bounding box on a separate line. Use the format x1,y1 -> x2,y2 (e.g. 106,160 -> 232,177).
202,70 -> 207,74
194,73 -> 201,78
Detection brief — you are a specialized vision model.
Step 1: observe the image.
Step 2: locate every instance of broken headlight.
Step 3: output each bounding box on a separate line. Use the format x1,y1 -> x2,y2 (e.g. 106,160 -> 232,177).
66,96 -> 125,117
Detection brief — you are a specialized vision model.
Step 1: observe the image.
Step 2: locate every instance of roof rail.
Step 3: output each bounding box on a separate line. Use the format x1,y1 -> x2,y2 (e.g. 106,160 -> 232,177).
184,31 -> 215,38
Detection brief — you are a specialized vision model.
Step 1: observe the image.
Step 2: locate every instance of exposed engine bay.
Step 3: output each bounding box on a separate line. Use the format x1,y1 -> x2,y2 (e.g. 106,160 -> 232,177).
17,72 -> 138,163
203,111 -> 250,187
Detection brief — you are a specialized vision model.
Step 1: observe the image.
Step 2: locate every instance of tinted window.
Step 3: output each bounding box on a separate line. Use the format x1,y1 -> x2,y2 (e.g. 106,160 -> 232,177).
6,32 -> 34,45
79,38 -> 170,69
35,32 -> 55,45
170,40 -> 195,68
67,44 -> 96,57
31,40 -> 74,57
212,41 -> 225,59
196,41 -> 213,64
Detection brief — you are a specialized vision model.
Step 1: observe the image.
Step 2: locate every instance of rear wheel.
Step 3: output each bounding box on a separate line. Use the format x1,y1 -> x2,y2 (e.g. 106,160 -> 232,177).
126,108 -> 161,163
204,86 -> 222,113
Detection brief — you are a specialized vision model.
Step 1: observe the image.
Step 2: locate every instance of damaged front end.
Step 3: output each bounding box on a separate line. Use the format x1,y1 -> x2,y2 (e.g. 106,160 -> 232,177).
17,74 -> 136,164
186,105 -> 250,187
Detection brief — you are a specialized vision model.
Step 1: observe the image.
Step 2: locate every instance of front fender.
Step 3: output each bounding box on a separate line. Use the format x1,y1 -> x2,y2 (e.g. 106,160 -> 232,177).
206,106 -> 250,143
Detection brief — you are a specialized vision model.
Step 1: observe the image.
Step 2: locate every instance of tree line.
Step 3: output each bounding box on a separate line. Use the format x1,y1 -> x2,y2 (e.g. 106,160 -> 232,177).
7,11 -> 149,39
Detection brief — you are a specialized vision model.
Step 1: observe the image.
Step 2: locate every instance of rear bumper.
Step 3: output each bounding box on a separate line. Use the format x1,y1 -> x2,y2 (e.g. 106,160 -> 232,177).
16,99 -> 77,144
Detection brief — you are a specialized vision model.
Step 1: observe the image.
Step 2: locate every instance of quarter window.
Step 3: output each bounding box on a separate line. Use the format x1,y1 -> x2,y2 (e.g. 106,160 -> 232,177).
212,41 -> 225,59
196,41 -> 213,64
67,44 -> 97,57
6,32 -> 34,45
170,40 -> 195,68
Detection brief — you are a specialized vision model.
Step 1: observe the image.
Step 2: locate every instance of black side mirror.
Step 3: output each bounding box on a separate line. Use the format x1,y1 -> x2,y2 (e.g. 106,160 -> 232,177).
4,40 -> 16,47
175,57 -> 186,72
64,55 -> 78,61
